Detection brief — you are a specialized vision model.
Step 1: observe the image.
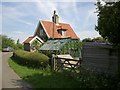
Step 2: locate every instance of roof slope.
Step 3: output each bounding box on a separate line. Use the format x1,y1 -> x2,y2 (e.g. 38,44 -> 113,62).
39,38 -> 71,51
23,36 -> 35,43
23,36 -> 44,44
41,20 -> 79,39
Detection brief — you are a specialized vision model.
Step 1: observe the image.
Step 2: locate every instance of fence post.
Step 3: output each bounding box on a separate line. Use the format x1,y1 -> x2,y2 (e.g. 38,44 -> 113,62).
52,54 -> 56,71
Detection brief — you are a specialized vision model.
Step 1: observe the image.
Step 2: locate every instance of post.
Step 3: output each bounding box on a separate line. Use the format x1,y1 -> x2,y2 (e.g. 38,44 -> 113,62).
52,54 -> 56,70
52,10 -> 56,39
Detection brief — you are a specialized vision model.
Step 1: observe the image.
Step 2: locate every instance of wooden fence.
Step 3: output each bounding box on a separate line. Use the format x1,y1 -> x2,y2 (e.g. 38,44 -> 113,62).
51,42 -> 118,76
52,54 -> 81,73
82,42 -> 118,75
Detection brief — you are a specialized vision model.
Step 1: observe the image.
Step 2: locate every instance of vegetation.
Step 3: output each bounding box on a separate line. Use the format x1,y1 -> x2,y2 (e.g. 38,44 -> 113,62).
9,57 -> 120,88
14,43 -> 23,50
31,39 -> 43,52
82,37 -> 108,43
13,50 -> 49,68
96,1 -> 120,77
95,1 -> 120,45
14,39 -> 23,50
1,35 -> 23,50
82,38 -> 93,42
2,35 -> 15,48
9,57 -> 80,88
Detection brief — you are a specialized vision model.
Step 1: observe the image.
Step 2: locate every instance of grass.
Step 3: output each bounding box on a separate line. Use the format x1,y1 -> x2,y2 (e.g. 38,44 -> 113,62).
9,56 -> 120,89
9,57 -> 80,88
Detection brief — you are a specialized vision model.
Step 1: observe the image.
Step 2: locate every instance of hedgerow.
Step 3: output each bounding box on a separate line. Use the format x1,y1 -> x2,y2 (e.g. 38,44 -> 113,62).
13,50 -> 49,68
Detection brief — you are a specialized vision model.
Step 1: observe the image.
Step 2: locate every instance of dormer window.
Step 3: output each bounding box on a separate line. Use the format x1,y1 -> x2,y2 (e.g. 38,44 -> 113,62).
57,29 -> 67,38
62,30 -> 66,37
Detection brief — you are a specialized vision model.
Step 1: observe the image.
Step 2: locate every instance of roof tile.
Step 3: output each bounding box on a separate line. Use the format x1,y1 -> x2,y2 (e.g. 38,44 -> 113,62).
41,20 -> 79,39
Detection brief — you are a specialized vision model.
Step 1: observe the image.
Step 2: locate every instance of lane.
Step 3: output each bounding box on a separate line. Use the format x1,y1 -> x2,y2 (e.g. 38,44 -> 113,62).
2,52 -> 32,90
0,52 -> 2,90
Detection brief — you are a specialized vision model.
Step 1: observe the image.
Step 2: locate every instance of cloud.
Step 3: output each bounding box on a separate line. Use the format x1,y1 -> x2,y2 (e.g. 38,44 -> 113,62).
35,1 -> 57,20
2,0 -> 96,2
2,4 -> 34,26
77,30 -> 101,40
16,19 -> 34,26
2,1 -> 99,43
3,31 -> 30,43
12,31 -> 24,34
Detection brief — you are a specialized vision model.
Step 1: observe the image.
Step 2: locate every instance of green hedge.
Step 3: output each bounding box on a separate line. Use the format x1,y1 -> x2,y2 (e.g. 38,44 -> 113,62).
13,50 -> 49,68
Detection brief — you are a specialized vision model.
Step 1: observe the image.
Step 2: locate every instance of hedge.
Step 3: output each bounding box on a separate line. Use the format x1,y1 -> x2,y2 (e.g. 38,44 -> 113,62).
13,50 -> 49,68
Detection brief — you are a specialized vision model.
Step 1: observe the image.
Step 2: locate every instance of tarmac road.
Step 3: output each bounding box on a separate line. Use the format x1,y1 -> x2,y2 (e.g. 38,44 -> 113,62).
2,52 -> 33,90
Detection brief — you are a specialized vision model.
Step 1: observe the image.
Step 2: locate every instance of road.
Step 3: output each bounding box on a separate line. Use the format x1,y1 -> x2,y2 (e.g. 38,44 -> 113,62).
2,52 -> 33,90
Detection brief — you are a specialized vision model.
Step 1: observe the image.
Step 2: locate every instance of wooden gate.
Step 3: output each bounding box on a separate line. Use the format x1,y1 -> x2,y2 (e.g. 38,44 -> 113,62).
52,54 -> 81,73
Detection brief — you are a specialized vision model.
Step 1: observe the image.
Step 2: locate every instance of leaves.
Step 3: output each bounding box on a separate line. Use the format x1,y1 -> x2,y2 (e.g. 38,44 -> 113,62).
96,1 -> 120,45
2,35 -> 15,48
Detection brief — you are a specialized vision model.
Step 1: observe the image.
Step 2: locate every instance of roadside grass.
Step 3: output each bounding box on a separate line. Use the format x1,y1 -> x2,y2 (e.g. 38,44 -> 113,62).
9,56 -> 120,89
9,56 -> 80,88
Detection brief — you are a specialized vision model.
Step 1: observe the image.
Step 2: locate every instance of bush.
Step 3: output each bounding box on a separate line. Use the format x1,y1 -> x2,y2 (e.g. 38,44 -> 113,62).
13,50 -> 49,68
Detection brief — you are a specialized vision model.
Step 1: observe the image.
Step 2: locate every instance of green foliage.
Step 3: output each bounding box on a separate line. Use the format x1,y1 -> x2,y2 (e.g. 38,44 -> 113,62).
60,39 -> 82,58
95,1 -> 120,45
13,50 -> 49,68
82,37 -> 108,43
9,58 -> 120,88
16,39 -> 20,44
31,39 -> 42,52
2,35 -> 15,48
92,37 -> 108,43
14,43 -> 23,50
9,58 -> 80,88
82,38 -> 93,42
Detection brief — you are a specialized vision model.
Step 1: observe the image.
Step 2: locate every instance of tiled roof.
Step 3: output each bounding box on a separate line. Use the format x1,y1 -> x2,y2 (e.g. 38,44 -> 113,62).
41,20 -> 79,39
23,36 -> 35,43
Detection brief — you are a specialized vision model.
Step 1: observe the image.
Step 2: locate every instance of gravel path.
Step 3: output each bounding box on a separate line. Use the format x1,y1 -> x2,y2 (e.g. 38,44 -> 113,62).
2,52 -> 33,90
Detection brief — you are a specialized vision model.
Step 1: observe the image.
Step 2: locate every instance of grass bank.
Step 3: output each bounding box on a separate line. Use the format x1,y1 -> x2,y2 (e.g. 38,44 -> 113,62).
9,56 -> 120,89
9,57 -> 80,88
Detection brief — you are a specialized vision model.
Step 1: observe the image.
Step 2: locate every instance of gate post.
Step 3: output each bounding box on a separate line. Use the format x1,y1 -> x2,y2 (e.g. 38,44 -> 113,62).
52,54 -> 56,71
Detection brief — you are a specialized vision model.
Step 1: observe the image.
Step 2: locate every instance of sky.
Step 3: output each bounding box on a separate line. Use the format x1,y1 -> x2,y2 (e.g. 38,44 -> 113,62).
1,0 -> 101,43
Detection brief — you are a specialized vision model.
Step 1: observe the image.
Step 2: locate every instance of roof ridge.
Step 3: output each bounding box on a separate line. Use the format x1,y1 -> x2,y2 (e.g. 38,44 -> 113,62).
41,20 -> 70,25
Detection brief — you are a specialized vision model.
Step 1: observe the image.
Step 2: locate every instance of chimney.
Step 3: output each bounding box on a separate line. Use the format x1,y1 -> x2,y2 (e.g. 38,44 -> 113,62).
52,10 -> 59,24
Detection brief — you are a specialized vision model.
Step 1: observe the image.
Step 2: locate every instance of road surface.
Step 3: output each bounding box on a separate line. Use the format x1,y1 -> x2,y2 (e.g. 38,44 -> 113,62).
2,52 -> 33,90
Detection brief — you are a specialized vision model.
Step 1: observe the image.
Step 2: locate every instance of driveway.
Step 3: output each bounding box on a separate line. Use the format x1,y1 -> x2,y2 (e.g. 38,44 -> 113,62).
2,52 -> 33,90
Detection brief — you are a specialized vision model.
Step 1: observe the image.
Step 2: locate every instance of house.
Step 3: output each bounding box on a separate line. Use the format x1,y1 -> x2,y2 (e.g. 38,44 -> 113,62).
23,10 -> 79,52
34,10 -> 79,42
23,36 -> 44,52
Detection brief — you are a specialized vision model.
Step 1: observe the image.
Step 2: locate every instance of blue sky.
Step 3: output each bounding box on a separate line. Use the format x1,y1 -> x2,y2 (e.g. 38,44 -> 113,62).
1,0 -> 101,43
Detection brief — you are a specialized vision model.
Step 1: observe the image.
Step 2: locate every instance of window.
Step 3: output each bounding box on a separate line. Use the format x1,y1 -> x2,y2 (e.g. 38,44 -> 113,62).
40,29 -> 43,35
62,31 -> 66,37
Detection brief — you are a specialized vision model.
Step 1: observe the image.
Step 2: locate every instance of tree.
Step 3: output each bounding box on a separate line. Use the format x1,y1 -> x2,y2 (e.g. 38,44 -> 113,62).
92,37 -> 108,43
82,38 -> 93,42
82,37 -> 108,43
31,40 -> 41,52
95,1 -> 120,77
95,1 -> 120,45
14,43 -> 23,50
2,35 -> 15,48
17,39 -> 20,44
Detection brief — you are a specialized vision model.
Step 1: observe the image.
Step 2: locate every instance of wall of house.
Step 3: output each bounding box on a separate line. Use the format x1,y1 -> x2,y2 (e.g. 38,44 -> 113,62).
34,22 -> 48,42
24,43 -> 30,51
82,42 -> 118,75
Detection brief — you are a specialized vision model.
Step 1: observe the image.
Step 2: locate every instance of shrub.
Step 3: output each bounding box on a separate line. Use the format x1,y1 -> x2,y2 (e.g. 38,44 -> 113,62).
13,50 -> 49,68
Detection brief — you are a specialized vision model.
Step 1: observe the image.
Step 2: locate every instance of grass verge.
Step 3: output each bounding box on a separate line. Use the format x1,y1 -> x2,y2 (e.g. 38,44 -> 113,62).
9,57 -> 80,88
9,56 -> 120,88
